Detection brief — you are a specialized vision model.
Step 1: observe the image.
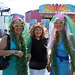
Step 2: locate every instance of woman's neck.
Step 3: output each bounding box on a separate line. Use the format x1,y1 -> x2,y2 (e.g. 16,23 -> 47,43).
58,31 -> 62,36
16,34 -> 20,40
35,36 -> 40,40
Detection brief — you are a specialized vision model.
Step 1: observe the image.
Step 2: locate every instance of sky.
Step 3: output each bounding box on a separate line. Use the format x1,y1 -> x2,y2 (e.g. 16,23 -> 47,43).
0,0 -> 75,16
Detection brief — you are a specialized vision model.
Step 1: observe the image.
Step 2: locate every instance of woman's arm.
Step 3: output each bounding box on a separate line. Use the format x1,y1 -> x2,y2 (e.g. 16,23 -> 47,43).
69,67 -> 73,75
0,35 -> 15,56
0,35 -> 23,57
46,48 -> 49,64
47,49 -> 52,72
0,35 -> 7,50
0,50 -> 15,56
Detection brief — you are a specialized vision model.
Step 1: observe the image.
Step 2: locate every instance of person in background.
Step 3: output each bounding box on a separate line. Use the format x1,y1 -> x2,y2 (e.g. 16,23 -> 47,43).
3,29 -> 8,35
0,14 -> 31,75
47,13 -> 75,75
29,23 -> 49,75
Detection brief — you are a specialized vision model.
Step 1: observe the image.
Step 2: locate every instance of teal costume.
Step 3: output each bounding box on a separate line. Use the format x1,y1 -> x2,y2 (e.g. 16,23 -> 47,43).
2,13 -> 31,75
3,37 -> 17,75
50,38 -> 70,75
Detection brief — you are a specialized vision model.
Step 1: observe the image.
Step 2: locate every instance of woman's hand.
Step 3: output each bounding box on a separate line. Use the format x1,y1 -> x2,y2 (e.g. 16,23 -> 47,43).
46,64 -> 51,72
12,50 -> 24,57
27,53 -> 31,61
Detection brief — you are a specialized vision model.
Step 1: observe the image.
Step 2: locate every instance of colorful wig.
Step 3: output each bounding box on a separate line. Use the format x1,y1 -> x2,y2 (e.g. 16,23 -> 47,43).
48,13 -> 75,51
8,13 -> 31,52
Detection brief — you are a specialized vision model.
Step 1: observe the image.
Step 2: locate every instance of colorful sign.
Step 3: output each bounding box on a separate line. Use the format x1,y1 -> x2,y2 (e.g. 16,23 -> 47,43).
39,4 -> 75,14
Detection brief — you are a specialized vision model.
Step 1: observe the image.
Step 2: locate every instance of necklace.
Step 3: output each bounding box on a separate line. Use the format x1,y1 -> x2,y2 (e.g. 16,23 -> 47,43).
52,30 -> 75,75
10,31 -> 28,75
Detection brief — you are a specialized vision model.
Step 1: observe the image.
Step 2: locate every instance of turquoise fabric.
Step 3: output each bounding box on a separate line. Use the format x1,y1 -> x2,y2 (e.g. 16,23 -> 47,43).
2,37 -> 18,75
50,38 -> 70,75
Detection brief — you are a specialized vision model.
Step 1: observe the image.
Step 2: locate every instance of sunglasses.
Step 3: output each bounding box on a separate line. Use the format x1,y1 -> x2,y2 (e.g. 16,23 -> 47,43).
13,24 -> 24,28
53,21 -> 64,25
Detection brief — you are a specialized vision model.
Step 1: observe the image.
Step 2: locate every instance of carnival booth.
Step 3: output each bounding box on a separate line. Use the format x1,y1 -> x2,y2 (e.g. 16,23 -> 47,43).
25,4 -> 75,37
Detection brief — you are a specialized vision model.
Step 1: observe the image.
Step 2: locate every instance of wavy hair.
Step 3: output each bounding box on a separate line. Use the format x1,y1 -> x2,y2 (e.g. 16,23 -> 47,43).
30,23 -> 46,39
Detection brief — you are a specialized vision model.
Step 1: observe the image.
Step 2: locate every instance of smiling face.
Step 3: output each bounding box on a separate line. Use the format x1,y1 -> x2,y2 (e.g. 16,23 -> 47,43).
54,19 -> 65,31
34,27 -> 43,38
13,19 -> 24,35
30,23 -> 46,39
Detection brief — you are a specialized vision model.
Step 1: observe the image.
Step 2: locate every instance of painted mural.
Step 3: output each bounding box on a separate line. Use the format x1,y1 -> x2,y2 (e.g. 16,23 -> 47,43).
29,19 -> 50,32
41,19 -> 50,31
29,19 -> 37,29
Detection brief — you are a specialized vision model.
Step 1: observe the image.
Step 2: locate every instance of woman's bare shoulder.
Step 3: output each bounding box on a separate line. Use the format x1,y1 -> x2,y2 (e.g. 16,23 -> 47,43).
0,35 -> 8,50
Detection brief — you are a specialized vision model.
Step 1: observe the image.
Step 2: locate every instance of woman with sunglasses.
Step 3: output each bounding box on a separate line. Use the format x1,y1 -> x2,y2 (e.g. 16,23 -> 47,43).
0,14 -> 31,75
29,23 -> 49,75
47,13 -> 75,75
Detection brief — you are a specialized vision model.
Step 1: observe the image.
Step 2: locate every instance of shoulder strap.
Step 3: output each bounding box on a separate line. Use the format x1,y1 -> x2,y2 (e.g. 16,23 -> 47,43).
7,34 -> 10,50
5,34 -> 10,60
